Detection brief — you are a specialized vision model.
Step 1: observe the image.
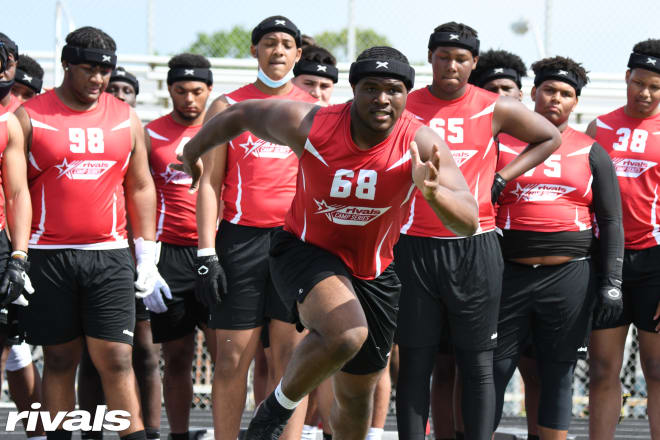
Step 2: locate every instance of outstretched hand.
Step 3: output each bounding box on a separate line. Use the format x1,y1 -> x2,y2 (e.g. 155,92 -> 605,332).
169,154 -> 203,193
410,141 -> 442,200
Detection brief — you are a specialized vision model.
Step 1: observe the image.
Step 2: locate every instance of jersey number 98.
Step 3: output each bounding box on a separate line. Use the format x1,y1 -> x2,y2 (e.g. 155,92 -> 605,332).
69,128 -> 105,153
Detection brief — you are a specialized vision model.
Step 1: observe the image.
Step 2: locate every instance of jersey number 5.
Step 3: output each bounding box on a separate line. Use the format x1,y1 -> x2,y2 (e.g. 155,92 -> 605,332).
69,128 -> 105,153
330,169 -> 377,200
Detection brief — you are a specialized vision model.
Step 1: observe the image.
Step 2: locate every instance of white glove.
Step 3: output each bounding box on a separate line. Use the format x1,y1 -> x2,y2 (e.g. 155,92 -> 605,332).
143,272 -> 172,313
12,272 -> 34,307
134,238 -> 158,299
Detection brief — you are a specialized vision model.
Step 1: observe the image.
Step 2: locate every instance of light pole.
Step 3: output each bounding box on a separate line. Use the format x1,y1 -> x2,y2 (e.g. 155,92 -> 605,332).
511,17 -> 546,59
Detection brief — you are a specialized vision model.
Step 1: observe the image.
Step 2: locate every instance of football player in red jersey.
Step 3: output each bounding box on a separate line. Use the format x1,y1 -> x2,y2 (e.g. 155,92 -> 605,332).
293,46 -> 338,106
174,45 -> 478,440
394,22 -> 560,440
0,33 -> 21,113
14,27 -> 161,440
194,16 -> 315,440
586,38 -> 660,440
11,55 -> 44,103
493,56 -> 623,440
76,65 -> 163,440
145,53 -> 216,440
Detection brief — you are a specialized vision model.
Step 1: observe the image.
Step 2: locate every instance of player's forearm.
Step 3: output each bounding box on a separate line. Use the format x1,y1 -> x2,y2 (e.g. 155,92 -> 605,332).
126,182 -> 157,241
497,133 -> 561,182
5,189 -> 31,252
425,188 -> 479,237
196,181 -> 220,249
183,104 -> 247,164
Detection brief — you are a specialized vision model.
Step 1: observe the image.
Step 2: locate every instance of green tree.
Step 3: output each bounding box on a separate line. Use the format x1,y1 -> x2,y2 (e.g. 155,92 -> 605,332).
187,25 -> 252,58
313,28 -> 390,60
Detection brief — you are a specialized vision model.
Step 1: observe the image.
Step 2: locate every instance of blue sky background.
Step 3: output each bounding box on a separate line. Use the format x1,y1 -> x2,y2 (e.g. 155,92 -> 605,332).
3,0 -> 659,72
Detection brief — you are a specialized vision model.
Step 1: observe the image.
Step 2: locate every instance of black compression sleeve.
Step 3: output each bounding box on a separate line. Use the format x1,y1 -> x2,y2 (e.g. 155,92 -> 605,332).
589,142 -> 624,287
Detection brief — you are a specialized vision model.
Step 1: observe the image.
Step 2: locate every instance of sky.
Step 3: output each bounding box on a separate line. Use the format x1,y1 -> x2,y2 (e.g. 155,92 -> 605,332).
3,0 -> 659,72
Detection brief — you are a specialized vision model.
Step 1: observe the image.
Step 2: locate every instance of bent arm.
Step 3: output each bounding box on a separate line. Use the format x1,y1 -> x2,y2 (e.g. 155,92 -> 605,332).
182,99 -> 319,165
493,97 -> 562,181
414,126 -> 479,236
125,109 -> 156,241
590,142 -> 624,287
3,113 -> 30,253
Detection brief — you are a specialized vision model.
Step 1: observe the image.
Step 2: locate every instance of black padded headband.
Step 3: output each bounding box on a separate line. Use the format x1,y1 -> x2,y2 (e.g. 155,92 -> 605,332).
534,68 -> 586,96
110,68 -> 139,95
476,67 -> 521,88
293,60 -> 338,83
61,45 -> 117,68
428,31 -> 479,55
14,68 -> 42,93
252,17 -> 301,47
349,58 -> 415,90
628,52 -> 660,75
167,67 -> 213,86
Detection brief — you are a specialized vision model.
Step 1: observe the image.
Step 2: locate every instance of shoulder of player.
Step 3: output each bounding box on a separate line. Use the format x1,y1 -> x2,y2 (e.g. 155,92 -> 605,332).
560,126 -> 597,152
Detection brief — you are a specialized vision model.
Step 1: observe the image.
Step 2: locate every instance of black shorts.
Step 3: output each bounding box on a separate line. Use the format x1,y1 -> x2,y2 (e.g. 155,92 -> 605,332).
208,221 -> 290,330
494,259 -> 595,362
394,231 -> 503,351
593,245 -> 660,332
19,248 -> 136,346
269,228 -> 400,375
135,298 -> 150,321
150,243 -> 208,343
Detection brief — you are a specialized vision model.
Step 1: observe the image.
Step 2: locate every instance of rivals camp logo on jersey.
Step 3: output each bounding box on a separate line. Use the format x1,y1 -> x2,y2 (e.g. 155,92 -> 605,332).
314,199 -> 390,226
450,150 -> 478,168
510,182 -> 576,202
55,158 -> 116,180
236,135 -> 294,159
611,157 -> 657,178
160,167 -> 193,185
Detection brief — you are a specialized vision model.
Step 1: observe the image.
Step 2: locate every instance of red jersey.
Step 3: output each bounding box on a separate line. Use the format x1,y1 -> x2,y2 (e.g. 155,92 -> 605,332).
496,128 -> 595,232
24,90 -> 132,249
285,103 -> 422,280
0,111 -> 8,229
147,114 -> 199,246
594,107 -> 660,249
223,84 -> 317,228
2,94 -> 21,113
402,85 -> 499,237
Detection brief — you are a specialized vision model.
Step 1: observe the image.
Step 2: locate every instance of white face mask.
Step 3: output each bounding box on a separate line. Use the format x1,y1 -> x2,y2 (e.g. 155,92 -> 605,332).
257,67 -> 293,89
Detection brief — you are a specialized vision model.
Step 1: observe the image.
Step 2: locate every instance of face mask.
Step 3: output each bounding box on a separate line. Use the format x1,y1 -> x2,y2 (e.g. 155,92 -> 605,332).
0,78 -> 14,101
257,67 -> 293,89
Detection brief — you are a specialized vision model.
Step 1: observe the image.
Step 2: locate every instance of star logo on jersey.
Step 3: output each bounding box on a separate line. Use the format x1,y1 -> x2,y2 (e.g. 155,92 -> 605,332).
314,199 -> 390,226
238,135 -> 294,159
115,70 -> 126,76
647,58 -> 657,66
493,68 -> 504,74
274,19 -> 286,26
557,70 -> 569,76
510,182 -> 576,202
316,64 -> 327,72
55,157 -> 117,180
611,157 -> 657,178
450,150 -> 478,168
160,166 -> 193,185
102,55 -> 112,63
376,61 -> 389,69
184,69 -> 195,76
449,34 -> 460,40
21,74 -> 32,83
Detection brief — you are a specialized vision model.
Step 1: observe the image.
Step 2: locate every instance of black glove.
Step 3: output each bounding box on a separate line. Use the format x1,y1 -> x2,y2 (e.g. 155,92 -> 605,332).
0,258 -> 30,307
194,255 -> 227,309
593,284 -> 623,328
491,173 -> 507,204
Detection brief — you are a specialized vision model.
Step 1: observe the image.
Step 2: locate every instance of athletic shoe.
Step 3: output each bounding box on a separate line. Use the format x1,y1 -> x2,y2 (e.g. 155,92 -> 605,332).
244,397 -> 293,440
